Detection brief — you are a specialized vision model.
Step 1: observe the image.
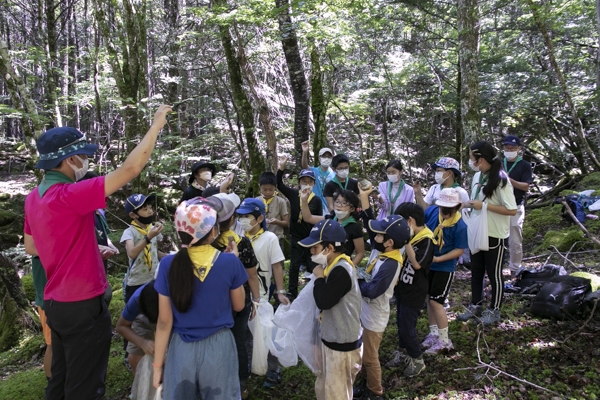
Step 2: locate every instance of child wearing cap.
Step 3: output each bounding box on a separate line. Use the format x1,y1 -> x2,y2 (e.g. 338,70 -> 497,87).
323,153 -> 360,212
235,197 -> 291,388
353,209 -> 411,400
180,161 -> 235,203
277,157 -> 323,298
376,159 -> 415,220
414,157 -> 470,209
301,140 -> 336,214
422,188 -> 468,354
256,172 -> 289,247
298,219 -> 363,400
153,198 -> 248,398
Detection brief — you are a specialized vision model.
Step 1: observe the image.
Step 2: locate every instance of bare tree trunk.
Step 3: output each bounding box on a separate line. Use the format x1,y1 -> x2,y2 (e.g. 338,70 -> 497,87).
457,0 -> 481,143
44,0 -> 63,126
310,45 -> 327,157
382,98 -> 391,160
164,0 -> 179,106
275,0 -> 309,167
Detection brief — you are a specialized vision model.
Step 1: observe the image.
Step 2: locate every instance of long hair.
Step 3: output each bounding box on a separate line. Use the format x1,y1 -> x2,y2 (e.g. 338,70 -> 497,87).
168,229 -> 213,313
140,280 -> 159,324
470,141 -> 508,199
385,159 -> 403,172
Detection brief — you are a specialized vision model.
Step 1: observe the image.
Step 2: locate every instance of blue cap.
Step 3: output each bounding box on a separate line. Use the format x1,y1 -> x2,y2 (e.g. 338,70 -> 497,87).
236,198 -> 267,230
368,215 -> 411,246
298,219 -> 347,247
35,127 -> 98,170
299,169 -> 316,180
502,135 -> 521,146
125,193 -> 157,214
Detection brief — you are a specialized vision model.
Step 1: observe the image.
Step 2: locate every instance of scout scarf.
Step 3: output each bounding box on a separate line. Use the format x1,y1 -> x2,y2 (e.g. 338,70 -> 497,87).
245,228 -> 265,243
472,172 -> 489,201
432,210 -> 461,250
299,191 -> 316,223
262,195 -> 275,215
131,220 -> 153,268
333,214 -> 357,228
331,176 -> 349,191
503,157 -> 523,175
366,248 -> 403,274
410,227 -> 435,246
214,229 -> 242,249
38,170 -> 74,198
191,180 -> 205,191
387,180 -> 405,206
188,245 -> 220,282
324,253 -> 354,277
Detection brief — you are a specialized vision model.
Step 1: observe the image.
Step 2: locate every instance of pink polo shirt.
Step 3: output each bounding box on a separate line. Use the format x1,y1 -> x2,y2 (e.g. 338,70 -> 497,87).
24,176 -> 108,302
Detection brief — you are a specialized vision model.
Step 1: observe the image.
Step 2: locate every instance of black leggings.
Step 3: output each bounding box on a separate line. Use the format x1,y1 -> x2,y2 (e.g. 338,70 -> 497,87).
469,237 -> 506,310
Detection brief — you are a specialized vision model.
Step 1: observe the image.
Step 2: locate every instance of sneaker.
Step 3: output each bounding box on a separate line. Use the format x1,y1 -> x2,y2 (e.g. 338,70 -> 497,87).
263,368 -> 282,388
425,338 -> 454,355
404,355 -> 426,377
421,333 -> 439,349
361,388 -> 384,400
385,350 -> 410,368
480,309 -> 501,326
456,304 -> 483,322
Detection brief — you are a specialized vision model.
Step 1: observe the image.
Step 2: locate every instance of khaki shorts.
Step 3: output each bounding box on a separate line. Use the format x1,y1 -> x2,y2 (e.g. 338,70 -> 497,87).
126,315 -> 156,356
38,306 -> 52,345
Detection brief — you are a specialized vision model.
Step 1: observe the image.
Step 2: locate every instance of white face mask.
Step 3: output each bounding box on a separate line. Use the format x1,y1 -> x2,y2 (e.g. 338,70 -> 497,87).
469,159 -> 480,172
239,218 -> 257,232
334,209 -> 349,220
200,171 -> 212,181
435,171 -> 448,185
300,184 -> 313,192
504,150 -> 518,160
336,168 -> 349,179
387,174 -> 399,183
320,157 -> 332,168
311,248 -> 329,266
68,155 -> 89,181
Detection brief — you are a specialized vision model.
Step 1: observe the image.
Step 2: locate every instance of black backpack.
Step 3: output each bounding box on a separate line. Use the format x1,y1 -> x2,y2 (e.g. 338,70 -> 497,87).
514,264 -> 568,294
530,276 -> 592,320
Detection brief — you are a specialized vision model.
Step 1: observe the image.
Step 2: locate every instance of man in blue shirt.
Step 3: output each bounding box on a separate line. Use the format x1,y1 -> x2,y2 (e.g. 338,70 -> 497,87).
301,140 -> 335,214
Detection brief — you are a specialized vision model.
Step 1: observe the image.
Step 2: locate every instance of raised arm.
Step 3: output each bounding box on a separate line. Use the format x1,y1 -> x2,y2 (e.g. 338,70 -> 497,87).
301,140 -> 310,169
301,188 -> 324,224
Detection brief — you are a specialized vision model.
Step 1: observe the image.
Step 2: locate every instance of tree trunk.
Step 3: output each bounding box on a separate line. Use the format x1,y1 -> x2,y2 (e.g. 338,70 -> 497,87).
457,0 -> 481,144
275,0 -> 310,167
456,61 -> 464,165
44,0 -> 63,127
527,0 -> 600,171
381,98 -> 391,160
310,46 -> 327,157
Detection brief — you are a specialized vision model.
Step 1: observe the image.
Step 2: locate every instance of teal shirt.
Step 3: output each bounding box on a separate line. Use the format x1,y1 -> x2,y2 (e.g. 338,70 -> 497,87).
31,256 -> 47,309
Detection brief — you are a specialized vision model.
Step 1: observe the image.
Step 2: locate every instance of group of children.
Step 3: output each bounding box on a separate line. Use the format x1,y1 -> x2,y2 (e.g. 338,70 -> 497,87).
30,125 -> 525,399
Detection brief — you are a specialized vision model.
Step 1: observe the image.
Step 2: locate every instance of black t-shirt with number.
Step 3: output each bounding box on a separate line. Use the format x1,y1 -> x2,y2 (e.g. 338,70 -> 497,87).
213,236 -> 258,304
505,159 -> 533,205
394,236 -> 434,310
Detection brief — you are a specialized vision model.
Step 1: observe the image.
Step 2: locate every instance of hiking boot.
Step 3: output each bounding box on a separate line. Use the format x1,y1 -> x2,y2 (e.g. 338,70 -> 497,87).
385,349 -> 410,368
425,338 -> 454,355
361,388 -> 384,400
352,379 -> 366,399
421,333 -> 439,349
456,304 -> 483,322
404,355 -> 426,377
263,368 -> 282,388
480,309 -> 501,326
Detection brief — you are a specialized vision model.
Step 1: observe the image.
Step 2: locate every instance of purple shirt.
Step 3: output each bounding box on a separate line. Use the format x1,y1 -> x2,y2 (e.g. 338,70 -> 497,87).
377,181 -> 415,220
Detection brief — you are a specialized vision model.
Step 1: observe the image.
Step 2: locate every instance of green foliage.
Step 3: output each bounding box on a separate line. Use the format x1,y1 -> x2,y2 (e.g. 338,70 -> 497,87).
104,340 -> 134,399
538,228 -> 584,252
0,335 -> 45,368
0,297 -> 21,352
522,205 -> 562,241
108,289 -> 126,327
571,272 -> 600,292
0,367 -> 46,399
579,172 -> 600,191
20,275 -> 35,303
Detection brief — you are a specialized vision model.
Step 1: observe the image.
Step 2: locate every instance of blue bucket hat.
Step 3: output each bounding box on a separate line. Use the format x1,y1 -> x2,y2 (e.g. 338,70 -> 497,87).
125,193 -> 157,214
368,215 -> 411,247
298,219 -> 346,248
236,198 -> 267,230
35,127 -> 98,170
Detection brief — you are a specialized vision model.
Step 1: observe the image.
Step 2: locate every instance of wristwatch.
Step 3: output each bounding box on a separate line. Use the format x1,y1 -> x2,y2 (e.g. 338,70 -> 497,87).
144,235 -> 151,244
276,289 -> 286,295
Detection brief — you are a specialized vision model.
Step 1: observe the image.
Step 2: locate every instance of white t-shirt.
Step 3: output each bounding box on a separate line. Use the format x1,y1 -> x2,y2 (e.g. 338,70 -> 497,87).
120,226 -> 163,286
250,230 -> 285,300
424,184 -> 470,206
470,172 -> 517,239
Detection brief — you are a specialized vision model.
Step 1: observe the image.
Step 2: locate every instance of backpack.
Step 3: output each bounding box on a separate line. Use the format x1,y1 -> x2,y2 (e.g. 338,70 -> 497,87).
530,275 -> 592,320
560,195 -> 587,224
514,264 -> 567,294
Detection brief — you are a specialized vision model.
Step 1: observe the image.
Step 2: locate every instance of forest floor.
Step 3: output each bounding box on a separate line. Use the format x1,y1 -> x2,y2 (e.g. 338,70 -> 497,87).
0,171 -> 599,399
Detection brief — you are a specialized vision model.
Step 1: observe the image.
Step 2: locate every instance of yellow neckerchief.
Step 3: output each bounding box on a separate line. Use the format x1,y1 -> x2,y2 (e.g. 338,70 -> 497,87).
131,220 -> 152,268
188,245 -> 220,282
299,192 -> 316,223
432,210 -> 461,250
410,227 -> 435,246
261,195 -> 275,215
245,228 -> 265,242
323,253 -> 354,277
366,248 -> 403,274
214,229 -> 242,249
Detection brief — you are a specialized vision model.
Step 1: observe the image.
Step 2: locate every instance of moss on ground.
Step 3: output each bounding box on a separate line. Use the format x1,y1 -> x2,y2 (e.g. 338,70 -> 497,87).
0,296 -> 21,352
19,274 -> 35,303
522,204 -> 562,241
538,228 -> 585,252
579,172 -> 600,191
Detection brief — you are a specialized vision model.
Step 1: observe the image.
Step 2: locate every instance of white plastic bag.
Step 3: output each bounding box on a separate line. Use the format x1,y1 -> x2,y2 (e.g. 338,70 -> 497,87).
131,354 -> 156,400
153,384 -> 162,400
270,304 -> 298,367
247,300 -> 274,375
462,202 -> 489,254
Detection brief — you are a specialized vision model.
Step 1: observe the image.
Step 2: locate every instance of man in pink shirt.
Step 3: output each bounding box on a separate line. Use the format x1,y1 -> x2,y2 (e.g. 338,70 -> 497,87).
24,105 -> 171,400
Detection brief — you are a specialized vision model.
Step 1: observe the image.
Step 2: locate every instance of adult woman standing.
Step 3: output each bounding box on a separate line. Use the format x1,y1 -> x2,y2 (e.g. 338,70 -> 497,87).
457,142 -> 517,326
153,199 -> 248,399
377,160 -> 415,220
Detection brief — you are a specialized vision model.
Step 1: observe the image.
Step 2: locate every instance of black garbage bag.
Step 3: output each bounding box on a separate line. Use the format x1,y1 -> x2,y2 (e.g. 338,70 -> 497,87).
530,276 -> 592,320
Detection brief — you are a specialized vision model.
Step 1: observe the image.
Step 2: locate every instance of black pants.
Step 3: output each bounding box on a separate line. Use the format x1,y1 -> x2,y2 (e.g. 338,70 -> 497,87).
288,238 -> 315,297
470,237 -> 506,310
123,284 -> 143,354
231,302 -> 252,383
44,295 -> 111,400
396,303 -> 422,359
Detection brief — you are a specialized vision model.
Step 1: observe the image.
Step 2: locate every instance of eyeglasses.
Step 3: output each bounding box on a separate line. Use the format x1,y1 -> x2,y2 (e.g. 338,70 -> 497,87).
334,201 -> 350,207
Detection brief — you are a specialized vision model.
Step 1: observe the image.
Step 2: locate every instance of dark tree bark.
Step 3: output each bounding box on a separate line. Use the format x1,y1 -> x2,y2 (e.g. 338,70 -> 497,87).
310,46 -> 327,157
44,0 -> 63,126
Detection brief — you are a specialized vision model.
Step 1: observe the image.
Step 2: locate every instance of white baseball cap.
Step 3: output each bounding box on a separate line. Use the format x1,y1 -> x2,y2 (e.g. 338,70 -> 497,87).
436,188 -> 462,208
318,148 -> 334,157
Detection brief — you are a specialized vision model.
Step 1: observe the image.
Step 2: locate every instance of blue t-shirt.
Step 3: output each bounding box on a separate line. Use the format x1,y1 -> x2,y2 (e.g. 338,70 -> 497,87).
154,252 -> 248,342
424,206 -> 468,272
121,283 -> 148,321
310,166 -> 336,213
